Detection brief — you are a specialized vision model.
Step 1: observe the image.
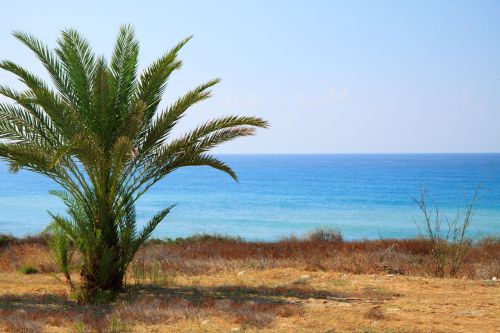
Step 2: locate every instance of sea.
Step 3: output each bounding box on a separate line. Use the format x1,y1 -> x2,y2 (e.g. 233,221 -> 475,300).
0,154 -> 499,241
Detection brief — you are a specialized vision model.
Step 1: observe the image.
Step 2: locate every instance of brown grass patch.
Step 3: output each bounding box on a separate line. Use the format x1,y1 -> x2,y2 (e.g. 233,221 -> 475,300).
0,234 -> 499,331
2,234 -> 499,280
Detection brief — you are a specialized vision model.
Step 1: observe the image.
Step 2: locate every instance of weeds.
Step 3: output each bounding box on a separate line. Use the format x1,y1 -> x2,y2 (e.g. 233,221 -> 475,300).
330,278 -> 350,287
108,315 -> 130,332
2,229 -> 499,281
18,265 -> 38,275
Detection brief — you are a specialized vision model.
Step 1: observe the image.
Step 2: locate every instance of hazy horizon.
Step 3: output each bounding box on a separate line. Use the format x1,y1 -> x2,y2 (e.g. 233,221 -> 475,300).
0,0 -> 498,154
212,152 -> 500,155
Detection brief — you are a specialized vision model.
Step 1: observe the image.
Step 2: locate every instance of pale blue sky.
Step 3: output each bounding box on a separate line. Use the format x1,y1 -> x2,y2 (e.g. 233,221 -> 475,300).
0,1 -> 499,153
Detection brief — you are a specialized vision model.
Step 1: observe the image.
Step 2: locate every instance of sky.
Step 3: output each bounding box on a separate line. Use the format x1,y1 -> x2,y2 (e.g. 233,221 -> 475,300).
0,1 -> 499,153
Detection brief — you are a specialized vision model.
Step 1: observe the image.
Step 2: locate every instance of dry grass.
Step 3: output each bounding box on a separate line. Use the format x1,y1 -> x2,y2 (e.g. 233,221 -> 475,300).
2,233 -> 499,280
132,235 -> 500,280
0,234 -> 499,332
0,269 -> 498,332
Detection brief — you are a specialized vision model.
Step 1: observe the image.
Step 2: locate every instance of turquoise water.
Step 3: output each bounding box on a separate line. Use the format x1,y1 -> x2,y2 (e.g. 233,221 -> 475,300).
0,154 -> 499,240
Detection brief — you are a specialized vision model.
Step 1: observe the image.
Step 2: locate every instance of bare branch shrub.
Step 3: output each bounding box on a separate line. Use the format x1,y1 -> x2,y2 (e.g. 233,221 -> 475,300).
305,227 -> 343,243
414,188 -> 480,277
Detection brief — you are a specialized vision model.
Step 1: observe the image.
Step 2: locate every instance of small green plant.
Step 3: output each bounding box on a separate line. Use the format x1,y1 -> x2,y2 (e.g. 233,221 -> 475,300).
109,316 -> 129,332
19,265 -> 39,274
371,287 -> 391,295
0,234 -> 14,247
72,321 -> 85,333
46,222 -> 76,289
148,260 -> 163,285
330,278 -> 350,287
131,257 -> 175,286
153,233 -> 244,245
92,289 -> 117,305
131,257 -> 146,285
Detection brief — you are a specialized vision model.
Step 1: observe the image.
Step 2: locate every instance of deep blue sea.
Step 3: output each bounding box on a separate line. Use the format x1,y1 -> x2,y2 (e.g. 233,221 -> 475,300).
0,154 -> 499,241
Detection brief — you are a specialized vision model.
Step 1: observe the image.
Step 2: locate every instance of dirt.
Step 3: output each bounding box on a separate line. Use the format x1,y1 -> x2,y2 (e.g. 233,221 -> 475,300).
0,269 -> 498,332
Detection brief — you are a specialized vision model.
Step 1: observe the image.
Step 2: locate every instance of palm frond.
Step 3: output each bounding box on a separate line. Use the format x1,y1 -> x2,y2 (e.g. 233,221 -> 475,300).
169,154 -> 238,180
12,31 -> 78,108
55,28 -> 96,117
134,205 -> 174,252
110,24 -> 139,121
135,35 -> 191,126
139,79 -> 220,152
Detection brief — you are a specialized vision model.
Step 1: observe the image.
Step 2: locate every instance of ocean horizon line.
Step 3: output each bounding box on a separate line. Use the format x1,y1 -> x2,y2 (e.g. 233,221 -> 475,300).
212,152 -> 500,156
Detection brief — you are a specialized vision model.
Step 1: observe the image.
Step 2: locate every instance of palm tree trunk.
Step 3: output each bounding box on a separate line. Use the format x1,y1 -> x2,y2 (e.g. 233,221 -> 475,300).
79,246 -> 126,302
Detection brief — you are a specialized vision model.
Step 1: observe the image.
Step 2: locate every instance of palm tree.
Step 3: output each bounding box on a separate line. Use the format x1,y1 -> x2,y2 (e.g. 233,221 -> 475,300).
0,25 -> 267,302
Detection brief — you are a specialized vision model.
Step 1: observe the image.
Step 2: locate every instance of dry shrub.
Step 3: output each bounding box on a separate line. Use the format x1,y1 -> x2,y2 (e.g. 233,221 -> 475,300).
414,189 -> 483,277
2,233 -> 500,279
329,251 -> 375,274
141,236 -> 439,278
1,315 -> 44,333
472,259 -> 500,280
0,242 -> 55,273
305,227 -> 343,243
67,233 -> 500,280
303,257 -> 328,271
365,306 -> 385,320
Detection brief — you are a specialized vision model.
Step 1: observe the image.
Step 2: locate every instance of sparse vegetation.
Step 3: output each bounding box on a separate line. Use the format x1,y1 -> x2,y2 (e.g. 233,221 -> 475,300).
0,231 -> 498,331
18,265 -> 38,275
1,230 -> 499,280
147,233 -> 244,245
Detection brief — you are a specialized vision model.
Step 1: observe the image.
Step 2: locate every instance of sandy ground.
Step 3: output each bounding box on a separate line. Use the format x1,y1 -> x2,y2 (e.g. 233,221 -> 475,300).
0,269 -> 498,332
